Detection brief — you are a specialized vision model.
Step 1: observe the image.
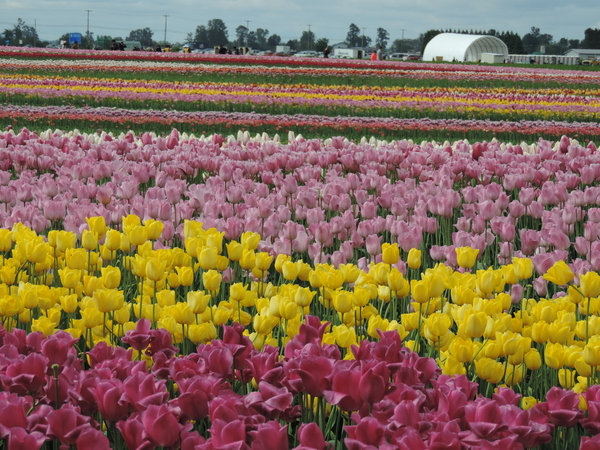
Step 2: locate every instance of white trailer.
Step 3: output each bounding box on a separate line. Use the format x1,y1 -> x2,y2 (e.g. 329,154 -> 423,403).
333,48 -> 365,59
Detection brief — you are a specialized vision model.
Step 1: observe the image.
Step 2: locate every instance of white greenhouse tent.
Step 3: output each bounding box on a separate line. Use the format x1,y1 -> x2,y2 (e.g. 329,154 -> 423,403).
423,33 -> 508,63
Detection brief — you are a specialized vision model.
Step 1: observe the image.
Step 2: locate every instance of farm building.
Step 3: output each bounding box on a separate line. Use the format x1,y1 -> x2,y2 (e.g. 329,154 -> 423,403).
423,33 -> 508,63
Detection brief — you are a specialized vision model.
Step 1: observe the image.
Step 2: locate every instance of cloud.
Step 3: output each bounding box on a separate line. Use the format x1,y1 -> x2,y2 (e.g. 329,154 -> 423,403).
1,0 -> 598,44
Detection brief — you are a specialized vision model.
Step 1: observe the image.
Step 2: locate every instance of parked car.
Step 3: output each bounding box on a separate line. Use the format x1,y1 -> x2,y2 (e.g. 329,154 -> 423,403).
582,58 -> 600,66
389,53 -> 408,60
292,51 -> 319,57
406,54 -> 421,61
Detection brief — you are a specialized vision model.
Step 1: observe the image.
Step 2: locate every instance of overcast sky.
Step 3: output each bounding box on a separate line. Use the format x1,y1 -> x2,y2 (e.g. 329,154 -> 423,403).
2,0 -> 599,46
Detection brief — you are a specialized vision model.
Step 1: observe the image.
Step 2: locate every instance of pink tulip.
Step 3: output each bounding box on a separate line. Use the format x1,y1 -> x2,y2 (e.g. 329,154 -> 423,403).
6,427 -> 46,450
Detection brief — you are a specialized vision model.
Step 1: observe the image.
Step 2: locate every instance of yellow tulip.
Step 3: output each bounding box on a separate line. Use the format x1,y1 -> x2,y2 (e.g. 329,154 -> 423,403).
339,264 -> 361,284
212,305 -> 230,326
188,322 -> 217,344
55,231 -> 77,253
58,268 -> 82,290
407,248 -> 422,269
521,397 -> 538,410
59,294 -> 78,314
129,225 -> 148,247
367,315 -> 390,339
198,246 -> 218,270
411,279 -> 430,303
81,230 -> 98,252
93,289 -> 124,313
282,260 -> 299,281
31,316 -> 57,337
241,231 -> 260,250
476,268 -> 500,295
352,287 -> 371,307
464,311 -> 487,338
230,283 -> 247,302
295,286 -> 316,307
576,358 -> 593,378
279,297 -> 298,320
226,241 -> 243,261
584,343 -> 600,366
580,272 -> 600,298
255,252 -> 273,272
440,354 -> 466,376
332,290 -> 353,313
545,342 -> 566,369
558,369 -> 576,389
187,290 -> 211,314
449,337 -> 475,363
239,249 -> 256,270
145,220 -> 164,240
156,289 -> 176,308
176,266 -> 194,287
145,258 -> 167,282
0,265 -> 16,285
104,229 -> 121,252
253,313 -> 279,335
475,357 -> 504,384
512,257 -> 533,279
456,246 -> 479,269
113,305 -> 130,325
203,270 -> 222,292
425,312 -> 451,337
101,266 -> 121,290
381,243 -> 399,265
0,229 -> 13,252
24,239 -> 48,264
86,216 -> 107,240
331,324 -> 357,348
543,260 -> 574,286
65,248 -> 87,270
504,364 -> 525,386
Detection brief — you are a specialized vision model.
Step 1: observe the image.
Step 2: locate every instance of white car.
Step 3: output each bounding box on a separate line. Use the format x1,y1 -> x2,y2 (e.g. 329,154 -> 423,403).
293,51 -> 318,57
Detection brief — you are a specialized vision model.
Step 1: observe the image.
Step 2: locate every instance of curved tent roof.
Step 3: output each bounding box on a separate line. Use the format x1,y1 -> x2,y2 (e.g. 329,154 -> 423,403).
423,33 -> 508,62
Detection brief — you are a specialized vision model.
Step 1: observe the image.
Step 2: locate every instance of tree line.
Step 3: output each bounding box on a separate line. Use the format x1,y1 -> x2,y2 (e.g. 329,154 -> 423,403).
3,18 -> 600,56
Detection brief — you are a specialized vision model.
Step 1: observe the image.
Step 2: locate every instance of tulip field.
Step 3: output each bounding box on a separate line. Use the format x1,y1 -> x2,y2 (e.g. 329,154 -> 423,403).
2,48 -> 600,450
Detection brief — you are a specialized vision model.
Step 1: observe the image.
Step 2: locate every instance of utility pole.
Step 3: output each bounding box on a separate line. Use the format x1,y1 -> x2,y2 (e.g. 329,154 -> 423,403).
246,20 -> 251,46
307,24 -> 312,50
163,15 -> 168,47
86,10 -> 92,48
34,19 -> 36,48
362,27 -> 366,49
400,28 -> 405,52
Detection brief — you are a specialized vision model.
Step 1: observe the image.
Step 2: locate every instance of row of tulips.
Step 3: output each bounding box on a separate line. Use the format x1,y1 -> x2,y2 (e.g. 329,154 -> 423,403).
3,54 -> 600,87
3,105 -> 600,141
6,316 -> 600,450
3,46 -> 600,79
1,127 -> 600,270
2,73 -> 600,122
2,212 -> 600,449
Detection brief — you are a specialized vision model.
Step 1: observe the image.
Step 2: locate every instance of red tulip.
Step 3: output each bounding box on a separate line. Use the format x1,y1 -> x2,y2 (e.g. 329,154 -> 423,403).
2,352 -> 48,395
116,415 -> 155,450
142,404 -> 183,447
121,318 -> 155,352
323,368 -> 364,412
91,379 -> 129,422
6,427 -> 46,450
208,419 -> 249,450
76,427 -> 111,450
249,421 -> 289,450
46,404 -> 90,445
